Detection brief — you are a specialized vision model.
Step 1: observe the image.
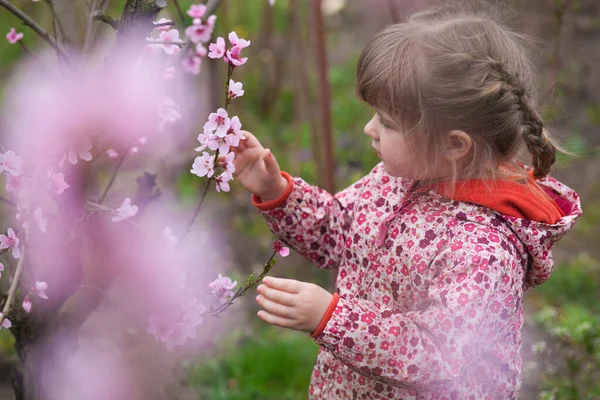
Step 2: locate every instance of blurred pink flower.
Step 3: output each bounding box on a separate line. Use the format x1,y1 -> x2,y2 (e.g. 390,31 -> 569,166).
196,43 -> 207,57
208,37 -> 226,59
204,108 -> 230,137
185,16 -> 216,43
226,46 -> 248,66
228,80 -> 244,99
0,150 -> 23,176
159,29 -> 182,55
34,207 -> 48,233
33,280 -> 49,299
0,314 -> 12,329
182,53 -> 202,75
187,4 -> 207,19
269,0 -> 275,5
22,296 -> 31,313
65,137 -> 93,166
228,32 -> 250,49
208,273 -> 236,302
48,171 -> 70,195
162,227 -> 178,247
158,97 -> 182,131
6,28 -> 23,44
153,17 -> 172,31
164,66 -> 176,79
190,152 -> 215,178
112,198 -> 138,222
106,149 -> 120,159
272,240 -> 290,257
0,228 -> 20,259
5,174 -> 21,194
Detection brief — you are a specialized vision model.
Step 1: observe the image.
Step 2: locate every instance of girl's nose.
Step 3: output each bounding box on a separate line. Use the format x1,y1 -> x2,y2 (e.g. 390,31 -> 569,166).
364,115 -> 379,139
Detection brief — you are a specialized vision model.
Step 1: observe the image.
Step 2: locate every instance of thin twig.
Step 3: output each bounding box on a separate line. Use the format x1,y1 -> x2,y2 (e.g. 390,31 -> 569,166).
147,40 -> 185,47
184,177 -> 212,238
98,152 -> 128,204
0,246 -> 26,326
92,10 -> 120,30
171,0 -> 187,26
0,0 -> 68,60
0,196 -> 16,207
153,21 -> 175,28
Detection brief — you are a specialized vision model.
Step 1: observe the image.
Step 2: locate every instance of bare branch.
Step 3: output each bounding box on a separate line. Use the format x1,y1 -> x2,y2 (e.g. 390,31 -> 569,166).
0,0 -> 69,59
0,246 -> 26,327
92,10 -> 120,30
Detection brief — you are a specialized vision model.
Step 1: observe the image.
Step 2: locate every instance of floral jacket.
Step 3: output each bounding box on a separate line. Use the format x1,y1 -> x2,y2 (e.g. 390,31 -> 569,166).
257,163 -> 581,399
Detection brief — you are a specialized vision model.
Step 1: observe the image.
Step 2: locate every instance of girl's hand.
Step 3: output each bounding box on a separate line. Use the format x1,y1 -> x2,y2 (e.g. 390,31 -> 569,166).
227,130 -> 288,201
255,277 -> 333,333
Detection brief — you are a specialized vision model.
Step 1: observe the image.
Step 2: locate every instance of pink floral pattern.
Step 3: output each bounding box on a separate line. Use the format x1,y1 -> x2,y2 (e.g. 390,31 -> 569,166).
259,162 -> 581,399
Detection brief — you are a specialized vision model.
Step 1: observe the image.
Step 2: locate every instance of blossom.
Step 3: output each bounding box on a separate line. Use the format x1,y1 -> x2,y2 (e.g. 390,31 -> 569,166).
187,4 -> 207,19
269,0 -> 275,5
112,198 -> 138,222
158,97 -> 182,131
215,172 -> 232,192
159,29 -> 182,55
190,152 -> 215,178
164,66 -> 176,79
204,108 -> 230,137
33,281 -> 49,299
208,37 -> 226,59
162,227 -> 178,247
194,129 -> 212,152
48,171 -> 70,195
208,273 -> 237,303
106,149 -> 119,159
0,314 -> 11,330
22,296 -> 31,313
66,137 -> 93,165
6,28 -> 23,44
226,46 -> 248,66
196,43 -> 207,57
207,134 -> 231,154
153,18 -> 173,31
0,150 -> 23,176
5,175 -> 20,195
148,314 -> 175,343
228,80 -> 244,99
34,207 -> 48,233
185,16 -> 216,43
182,53 -> 202,75
272,240 -> 290,257
227,116 -> 245,142
228,32 -> 251,49
0,228 -> 20,259
221,152 -> 236,176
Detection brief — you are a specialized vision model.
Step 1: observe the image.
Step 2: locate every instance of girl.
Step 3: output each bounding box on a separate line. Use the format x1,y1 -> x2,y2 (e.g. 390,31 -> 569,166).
230,6 -> 581,400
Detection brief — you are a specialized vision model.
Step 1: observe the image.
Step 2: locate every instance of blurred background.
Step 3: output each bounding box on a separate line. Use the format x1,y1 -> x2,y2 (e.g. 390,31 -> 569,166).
0,0 -> 599,399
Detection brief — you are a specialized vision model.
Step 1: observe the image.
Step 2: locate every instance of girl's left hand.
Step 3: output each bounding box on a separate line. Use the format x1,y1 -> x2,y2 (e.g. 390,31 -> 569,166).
255,277 -> 333,333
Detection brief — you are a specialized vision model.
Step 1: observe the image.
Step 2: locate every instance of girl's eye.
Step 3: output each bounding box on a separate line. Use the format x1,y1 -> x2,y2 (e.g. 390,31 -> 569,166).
378,117 -> 392,129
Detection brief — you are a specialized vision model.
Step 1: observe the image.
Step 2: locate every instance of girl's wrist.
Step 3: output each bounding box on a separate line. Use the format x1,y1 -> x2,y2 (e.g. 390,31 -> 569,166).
258,174 -> 289,202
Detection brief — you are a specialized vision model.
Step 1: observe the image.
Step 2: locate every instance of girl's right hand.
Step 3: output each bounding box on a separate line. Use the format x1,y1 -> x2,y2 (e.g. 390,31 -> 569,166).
228,130 -> 289,201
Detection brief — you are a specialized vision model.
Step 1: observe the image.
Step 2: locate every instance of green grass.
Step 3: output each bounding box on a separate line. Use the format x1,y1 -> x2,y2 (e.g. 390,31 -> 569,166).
188,325 -> 319,400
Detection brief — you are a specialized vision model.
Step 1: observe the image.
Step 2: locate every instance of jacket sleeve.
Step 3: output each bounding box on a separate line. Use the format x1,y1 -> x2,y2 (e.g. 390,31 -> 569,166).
313,243 -> 519,389
254,167 -> 380,269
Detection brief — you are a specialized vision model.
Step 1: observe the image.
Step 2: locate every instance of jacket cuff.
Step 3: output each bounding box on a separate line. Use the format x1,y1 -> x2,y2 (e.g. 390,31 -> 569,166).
251,171 -> 294,211
311,292 -> 341,339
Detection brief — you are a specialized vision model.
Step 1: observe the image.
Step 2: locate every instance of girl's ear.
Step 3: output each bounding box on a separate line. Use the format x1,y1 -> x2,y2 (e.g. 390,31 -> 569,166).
443,130 -> 472,162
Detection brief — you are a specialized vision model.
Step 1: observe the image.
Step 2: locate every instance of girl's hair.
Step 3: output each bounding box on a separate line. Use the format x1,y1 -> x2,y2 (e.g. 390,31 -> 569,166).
356,5 -> 559,180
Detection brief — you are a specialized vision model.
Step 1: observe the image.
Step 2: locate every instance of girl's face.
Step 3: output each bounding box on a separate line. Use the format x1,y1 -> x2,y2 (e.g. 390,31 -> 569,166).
364,111 -> 426,179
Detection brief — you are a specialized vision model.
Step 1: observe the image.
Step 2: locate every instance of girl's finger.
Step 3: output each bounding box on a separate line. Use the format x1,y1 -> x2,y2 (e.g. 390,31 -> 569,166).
256,295 -> 296,319
257,310 -> 296,329
261,148 -> 281,176
257,285 -> 296,307
263,277 -> 301,294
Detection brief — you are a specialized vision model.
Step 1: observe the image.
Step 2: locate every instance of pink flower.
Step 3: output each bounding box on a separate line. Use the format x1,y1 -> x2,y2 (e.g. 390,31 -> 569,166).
137,137 -> 147,145
5,174 -> 20,194
128,146 -> 139,155
226,46 -> 248,66
0,228 -> 20,259
227,116 -> 244,141
159,29 -> 182,55
164,66 -> 176,79
204,108 -> 230,137
48,171 -> 70,195
33,281 -> 49,299
148,314 -> 175,343
182,54 -> 202,75
22,296 -> 31,313
228,31 -> 251,49
215,172 -> 232,192
208,273 -> 237,302
34,207 -> 48,233
6,28 -> 23,44
0,150 -> 23,176
196,43 -> 207,57
269,0 -> 275,5
0,314 -> 11,330
272,240 -> 290,257
194,128 -> 212,151
190,152 -> 215,178
207,134 -> 231,154
185,18 -> 215,44
221,152 -> 236,176
228,80 -> 244,99
187,4 -> 207,19
158,97 -> 182,131
153,18 -> 173,31
66,137 -> 93,165
162,226 -> 178,247
112,198 -> 138,222
208,37 -> 226,59
106,149 -> 119,159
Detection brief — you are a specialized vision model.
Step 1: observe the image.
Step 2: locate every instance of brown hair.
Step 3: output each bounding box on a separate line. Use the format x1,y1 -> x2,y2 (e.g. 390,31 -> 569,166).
356,6 -> 559,181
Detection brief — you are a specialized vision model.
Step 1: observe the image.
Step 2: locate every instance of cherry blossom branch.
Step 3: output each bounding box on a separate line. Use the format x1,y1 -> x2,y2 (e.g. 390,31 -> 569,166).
148,40 -> 185,47
92,10 -> 120,30
209,250 -> 277,316
171,0 -> 186,26
0,246 -> 26,327
98,152 -> 128,204
184,177 -> 212,237
0,0 -> 69,59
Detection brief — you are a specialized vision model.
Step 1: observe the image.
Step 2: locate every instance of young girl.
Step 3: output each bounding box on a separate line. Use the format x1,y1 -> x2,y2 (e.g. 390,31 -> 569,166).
230,7 -> 581,399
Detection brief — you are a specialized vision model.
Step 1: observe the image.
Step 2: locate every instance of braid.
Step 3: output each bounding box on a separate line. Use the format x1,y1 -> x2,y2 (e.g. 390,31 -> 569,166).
484,57 -> 556,179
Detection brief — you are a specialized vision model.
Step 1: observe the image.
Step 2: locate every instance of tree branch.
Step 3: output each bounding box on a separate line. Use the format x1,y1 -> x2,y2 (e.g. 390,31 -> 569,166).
92,10 -> 120,30
0,246 -> 26,327
0,0 -> 69,59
